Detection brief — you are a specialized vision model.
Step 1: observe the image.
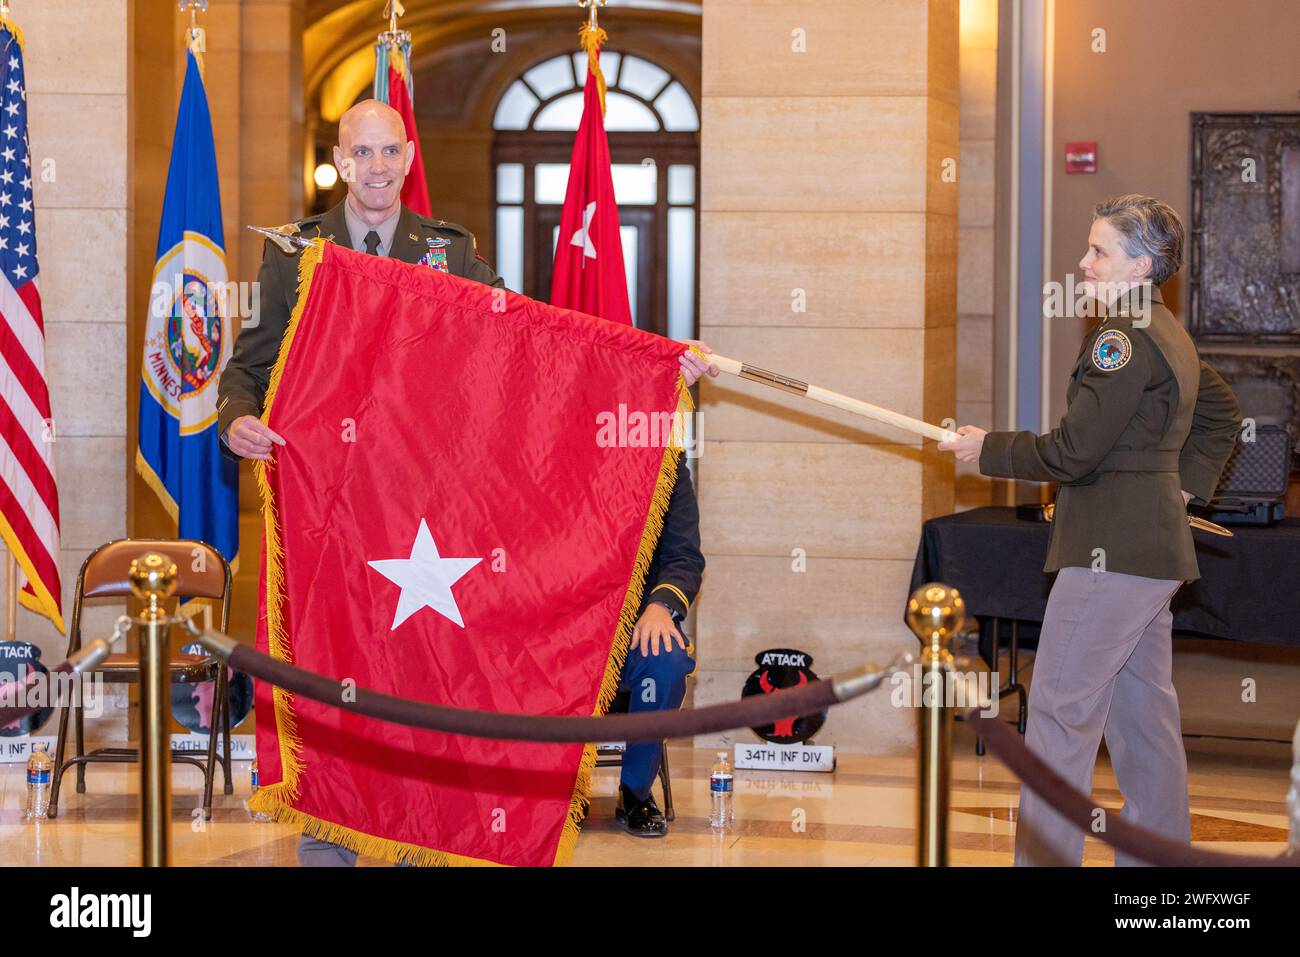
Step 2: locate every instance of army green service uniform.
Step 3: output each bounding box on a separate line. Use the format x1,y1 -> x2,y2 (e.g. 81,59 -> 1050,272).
216,199 -> 502,866
977,284 -> 1240,867
217,199 -> 503,452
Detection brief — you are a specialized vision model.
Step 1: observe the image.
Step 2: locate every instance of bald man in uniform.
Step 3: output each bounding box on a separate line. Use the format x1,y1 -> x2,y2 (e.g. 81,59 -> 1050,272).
218,100 -> 504,460
218,99 -> 509,864
940,194 -> 1240,866
218,99 -> 719,864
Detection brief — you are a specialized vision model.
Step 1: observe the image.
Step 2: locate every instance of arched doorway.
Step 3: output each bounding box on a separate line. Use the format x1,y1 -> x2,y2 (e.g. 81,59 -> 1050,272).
492,50 -> 699,339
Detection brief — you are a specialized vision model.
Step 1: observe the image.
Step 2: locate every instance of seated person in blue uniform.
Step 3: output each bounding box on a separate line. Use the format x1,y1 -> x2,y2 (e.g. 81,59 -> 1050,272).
613,456 -> 705,838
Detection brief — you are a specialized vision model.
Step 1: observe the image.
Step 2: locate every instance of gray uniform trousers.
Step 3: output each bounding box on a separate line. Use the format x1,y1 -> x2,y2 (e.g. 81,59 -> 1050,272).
1013,566 -> 1190,867
296,833 -> 419,866
298,833 -> 359,867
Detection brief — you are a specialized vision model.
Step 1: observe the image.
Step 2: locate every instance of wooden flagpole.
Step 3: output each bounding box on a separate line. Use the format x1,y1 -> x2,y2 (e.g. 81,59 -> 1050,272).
706,353 -> 960,443
4,552 -> 15,642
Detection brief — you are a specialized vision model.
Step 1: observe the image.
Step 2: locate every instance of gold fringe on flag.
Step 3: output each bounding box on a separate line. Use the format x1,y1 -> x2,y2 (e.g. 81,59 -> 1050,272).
246,239 -> 325,816
0,512 -> 64,634
247,239 -> 694,867
388,42 -> 409,82
0,17 -> 26,50
555,380 -> 693,866
578,23 -> 609,115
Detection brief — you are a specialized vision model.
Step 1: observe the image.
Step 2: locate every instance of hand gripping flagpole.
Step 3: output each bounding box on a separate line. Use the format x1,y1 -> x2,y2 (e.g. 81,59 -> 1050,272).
703,352 -> 960,443
243,232 -> 956,445
701,351 -> 1235,535
233,242 -> 1228,530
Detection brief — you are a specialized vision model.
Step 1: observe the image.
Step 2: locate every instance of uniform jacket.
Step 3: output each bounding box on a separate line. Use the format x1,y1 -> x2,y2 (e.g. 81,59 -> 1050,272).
217,200 -> 502,453
640,460 -> 705,621
979,285 -> 1240,582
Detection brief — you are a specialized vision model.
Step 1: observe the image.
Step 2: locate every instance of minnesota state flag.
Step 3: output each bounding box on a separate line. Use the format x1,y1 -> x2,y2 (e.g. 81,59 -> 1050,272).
136,47 -> 238,562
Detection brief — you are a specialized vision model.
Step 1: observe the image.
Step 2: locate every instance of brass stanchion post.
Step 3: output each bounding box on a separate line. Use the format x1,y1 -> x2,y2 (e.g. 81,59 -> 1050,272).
1288,718 -> 1299,855
130,553 -> 177,867
906,583 -> 965,867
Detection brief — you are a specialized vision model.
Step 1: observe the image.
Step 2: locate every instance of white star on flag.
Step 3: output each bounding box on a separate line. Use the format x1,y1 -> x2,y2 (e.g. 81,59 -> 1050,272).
569,200 -> 597,260
367,519 -> 482,630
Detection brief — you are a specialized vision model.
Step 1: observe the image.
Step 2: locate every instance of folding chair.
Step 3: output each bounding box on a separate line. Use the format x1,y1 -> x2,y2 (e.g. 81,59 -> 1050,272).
48,538 -> 233,820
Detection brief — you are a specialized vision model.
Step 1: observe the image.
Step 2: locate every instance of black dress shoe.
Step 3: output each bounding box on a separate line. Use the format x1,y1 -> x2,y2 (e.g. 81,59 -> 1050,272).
615,785 -> 668,838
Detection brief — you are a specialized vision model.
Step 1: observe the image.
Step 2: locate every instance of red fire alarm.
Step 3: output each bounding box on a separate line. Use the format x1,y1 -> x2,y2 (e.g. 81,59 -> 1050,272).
1065,141 -> 1098,174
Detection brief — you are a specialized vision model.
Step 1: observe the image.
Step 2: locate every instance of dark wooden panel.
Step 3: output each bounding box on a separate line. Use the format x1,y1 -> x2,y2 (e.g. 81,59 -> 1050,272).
1189,113 -> 1300,344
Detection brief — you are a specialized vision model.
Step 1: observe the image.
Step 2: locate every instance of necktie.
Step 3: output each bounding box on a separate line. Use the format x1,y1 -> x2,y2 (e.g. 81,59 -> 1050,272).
364,230 -> 382,256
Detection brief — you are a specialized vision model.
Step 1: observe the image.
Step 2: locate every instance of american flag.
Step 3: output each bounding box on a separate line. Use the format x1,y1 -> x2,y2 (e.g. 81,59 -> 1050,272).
0,23 -> 62,633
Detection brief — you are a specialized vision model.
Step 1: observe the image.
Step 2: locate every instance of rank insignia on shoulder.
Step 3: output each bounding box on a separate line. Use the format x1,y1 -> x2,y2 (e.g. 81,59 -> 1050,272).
1091,329 -> 1132,372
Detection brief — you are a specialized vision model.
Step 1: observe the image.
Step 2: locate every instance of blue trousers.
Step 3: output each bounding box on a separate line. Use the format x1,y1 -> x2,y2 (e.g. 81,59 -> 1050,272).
615,641 -> 694,800
297,637 -> 693,865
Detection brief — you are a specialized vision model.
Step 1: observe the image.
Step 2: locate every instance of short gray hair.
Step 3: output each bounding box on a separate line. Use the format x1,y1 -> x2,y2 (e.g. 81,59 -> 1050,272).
1093,194 -> 1185,286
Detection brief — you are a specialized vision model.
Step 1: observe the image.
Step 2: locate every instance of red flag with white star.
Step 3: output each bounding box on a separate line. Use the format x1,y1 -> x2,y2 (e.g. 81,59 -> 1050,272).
549,33 -> 632,326
248,240 -> 689,866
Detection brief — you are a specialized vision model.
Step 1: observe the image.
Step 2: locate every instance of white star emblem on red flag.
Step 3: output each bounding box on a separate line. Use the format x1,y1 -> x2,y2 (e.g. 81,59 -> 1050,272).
569,200 -> 598,259
368,519 -> 482,630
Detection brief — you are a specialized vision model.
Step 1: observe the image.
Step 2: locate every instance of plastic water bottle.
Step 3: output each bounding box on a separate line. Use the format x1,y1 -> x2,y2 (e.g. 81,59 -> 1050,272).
708,751 -> 734,829
249,758 -> 272,822
25,743 -> 52,821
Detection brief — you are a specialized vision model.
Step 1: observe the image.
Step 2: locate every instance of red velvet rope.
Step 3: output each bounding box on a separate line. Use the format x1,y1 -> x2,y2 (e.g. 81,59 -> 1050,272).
226,641 -> 839,743
967,709 -> 1298,867
21,633 -> 1291,868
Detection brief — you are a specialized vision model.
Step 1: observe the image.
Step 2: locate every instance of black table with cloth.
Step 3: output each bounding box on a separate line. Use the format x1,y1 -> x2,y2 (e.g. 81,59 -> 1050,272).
910,506 -> 1300,648
909,506 -> 1300,752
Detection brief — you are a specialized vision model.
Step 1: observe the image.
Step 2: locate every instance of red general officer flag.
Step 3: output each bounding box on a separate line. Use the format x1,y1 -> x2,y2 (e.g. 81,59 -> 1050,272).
248,240 -> 690,866
374,38 -> 431,217
549,29 -> 632,326
385,64 -> 431,217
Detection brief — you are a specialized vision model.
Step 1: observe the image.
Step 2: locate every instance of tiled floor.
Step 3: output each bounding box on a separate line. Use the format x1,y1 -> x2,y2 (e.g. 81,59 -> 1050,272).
2,721 -> 1289,867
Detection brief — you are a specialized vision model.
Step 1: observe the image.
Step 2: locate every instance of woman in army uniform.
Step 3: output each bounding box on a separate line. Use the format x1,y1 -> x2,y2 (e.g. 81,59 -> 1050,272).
940,195 -> 1241,866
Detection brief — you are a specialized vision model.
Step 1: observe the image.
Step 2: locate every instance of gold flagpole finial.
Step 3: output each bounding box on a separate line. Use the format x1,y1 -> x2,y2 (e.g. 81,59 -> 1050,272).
577,1 -> 610,113
247,224 -> 316,255
579,0 -> 606,32
179,1 -> 207,70
179,0 -> 207,32
379,1 -> 409,52
0,2 -> 10,23
383,0 -> 406,32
